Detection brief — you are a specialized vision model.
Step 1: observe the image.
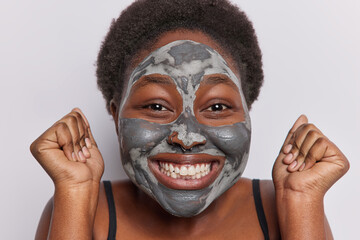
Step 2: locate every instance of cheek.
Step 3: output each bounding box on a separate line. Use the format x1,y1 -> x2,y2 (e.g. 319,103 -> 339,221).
203,123 -> 251,164
119,119 -> 171,160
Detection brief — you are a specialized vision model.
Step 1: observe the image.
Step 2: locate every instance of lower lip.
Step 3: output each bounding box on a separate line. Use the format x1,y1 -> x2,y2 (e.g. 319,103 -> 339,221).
148,158 -> 223,190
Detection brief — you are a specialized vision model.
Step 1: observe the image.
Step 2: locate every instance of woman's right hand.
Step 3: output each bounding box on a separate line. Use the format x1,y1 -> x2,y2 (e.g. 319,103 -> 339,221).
30,108 -> 104,189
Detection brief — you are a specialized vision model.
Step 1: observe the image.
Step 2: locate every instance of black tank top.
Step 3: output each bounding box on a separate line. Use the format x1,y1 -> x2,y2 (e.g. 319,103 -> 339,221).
103,179 -> 270,240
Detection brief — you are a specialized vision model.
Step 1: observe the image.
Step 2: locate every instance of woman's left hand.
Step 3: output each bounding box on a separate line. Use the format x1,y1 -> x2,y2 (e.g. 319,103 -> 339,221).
272,115 -> 350,199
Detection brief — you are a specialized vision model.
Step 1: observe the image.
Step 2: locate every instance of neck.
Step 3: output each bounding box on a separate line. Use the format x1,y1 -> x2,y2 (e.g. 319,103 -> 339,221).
131,181 -> 235,235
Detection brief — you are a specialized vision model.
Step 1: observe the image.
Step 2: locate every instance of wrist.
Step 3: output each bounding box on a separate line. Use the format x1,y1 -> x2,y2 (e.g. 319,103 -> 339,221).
54,179 -> 100,195
50,183 -> 100,239
273,179 -> 326,203
276,187 -> 324,204
276,189 -> 326,240
54,181 -> 100,210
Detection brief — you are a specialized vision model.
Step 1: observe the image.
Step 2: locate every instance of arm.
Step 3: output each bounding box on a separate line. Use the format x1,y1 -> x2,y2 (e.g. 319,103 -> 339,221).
35,198 -> 53,240
275,188 -> 332,239
35,186 -> 101,240
31,108 -> 104,240
272,115 -> 349,240
48,184 -> 100,240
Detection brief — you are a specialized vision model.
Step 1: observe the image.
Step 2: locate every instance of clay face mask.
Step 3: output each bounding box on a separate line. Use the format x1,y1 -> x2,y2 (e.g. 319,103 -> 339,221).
118,40 -> 251,217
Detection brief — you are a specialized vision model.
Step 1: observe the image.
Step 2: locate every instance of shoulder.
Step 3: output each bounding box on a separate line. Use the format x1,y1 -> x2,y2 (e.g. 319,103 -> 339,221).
259,179 -> 280,240
35,197 -> 53,240
93,180 -> 136,239
231,178 -> 280,239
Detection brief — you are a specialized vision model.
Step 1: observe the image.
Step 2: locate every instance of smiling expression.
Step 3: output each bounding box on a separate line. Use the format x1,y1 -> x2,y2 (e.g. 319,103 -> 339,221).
117,40 -> 251,217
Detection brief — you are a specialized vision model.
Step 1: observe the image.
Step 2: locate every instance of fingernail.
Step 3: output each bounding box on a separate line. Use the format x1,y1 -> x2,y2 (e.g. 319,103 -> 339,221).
284,144 -> 292,154
82,146 -> 90,158
78,150 -> 86,161
72,152 -> 76,161
299,163 -> 306,171
85,138 -> 92,148
290,160 -> 297,169
284,153 -> 293,163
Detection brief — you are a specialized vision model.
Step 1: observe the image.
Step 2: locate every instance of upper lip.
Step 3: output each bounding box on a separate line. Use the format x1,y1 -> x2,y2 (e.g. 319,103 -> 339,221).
148,153 -> 225,165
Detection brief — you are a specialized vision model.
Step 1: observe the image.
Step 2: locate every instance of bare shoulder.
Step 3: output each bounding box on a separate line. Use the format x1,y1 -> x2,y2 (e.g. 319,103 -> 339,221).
259,179 -> 280,240
232,178 -> 280,239
35,197 -> 53,240
93,179 -> 136,239
221,178 -> 279,239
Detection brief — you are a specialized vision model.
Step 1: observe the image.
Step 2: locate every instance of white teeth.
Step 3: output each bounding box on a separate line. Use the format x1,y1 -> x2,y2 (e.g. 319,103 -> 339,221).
169,164 -> 174,172
180,166 -> 188,176
195,165 -> 200,173
159,162 -> 212,180
188,165 -> 195,175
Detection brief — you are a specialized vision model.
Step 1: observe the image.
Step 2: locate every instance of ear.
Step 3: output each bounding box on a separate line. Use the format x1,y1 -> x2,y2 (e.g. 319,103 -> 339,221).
110,99 -> 119,135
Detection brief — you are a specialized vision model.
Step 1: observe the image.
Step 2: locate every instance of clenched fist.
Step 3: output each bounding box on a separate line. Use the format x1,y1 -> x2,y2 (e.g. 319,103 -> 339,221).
273,115 -> 350,199
30,108 -> 104,188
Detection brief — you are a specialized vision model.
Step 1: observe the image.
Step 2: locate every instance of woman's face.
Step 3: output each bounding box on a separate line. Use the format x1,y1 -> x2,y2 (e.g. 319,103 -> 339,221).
115,30 -> 251,217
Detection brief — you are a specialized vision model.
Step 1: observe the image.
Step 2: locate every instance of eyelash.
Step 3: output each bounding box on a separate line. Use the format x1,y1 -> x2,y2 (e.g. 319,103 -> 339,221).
142,102 -> 230,113
204,103 -> 230,112
143,103 -> 169,111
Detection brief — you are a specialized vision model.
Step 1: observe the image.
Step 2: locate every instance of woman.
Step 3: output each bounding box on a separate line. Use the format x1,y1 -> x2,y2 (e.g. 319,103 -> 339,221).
31,0 -> 349,239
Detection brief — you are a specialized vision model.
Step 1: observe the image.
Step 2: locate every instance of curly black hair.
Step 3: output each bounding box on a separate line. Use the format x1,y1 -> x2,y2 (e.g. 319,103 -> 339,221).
97,0 -> 263,113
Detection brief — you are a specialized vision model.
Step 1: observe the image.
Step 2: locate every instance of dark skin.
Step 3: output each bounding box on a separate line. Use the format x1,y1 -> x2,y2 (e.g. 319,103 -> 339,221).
32,29 -> 348,239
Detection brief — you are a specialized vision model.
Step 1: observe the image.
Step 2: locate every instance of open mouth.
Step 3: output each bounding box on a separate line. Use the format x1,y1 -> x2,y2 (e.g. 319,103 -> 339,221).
148,153 -> 225,190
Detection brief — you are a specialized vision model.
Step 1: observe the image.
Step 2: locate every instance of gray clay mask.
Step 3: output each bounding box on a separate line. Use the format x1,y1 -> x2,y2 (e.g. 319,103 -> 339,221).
118,40 -> 251,217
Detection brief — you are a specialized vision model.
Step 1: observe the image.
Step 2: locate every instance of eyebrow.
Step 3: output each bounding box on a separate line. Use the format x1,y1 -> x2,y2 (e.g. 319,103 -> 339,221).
202,75 -> 238,88
131,75 -> 174,91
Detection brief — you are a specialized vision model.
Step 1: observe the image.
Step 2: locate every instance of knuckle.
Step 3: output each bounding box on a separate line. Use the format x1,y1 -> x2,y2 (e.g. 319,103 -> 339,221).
343,159 -> 350,172
67,115 -> 78,125
300,123 -> 314,133
306,123 -> 316,130
30,141 -> 46,157
55,121 -> 68,131
316,137 -> 328,146
73,111 -> 82,119
288,128 -> 295,136
29,141 -> 39,156
308,129 -> 320,139
72,107 -> 81,113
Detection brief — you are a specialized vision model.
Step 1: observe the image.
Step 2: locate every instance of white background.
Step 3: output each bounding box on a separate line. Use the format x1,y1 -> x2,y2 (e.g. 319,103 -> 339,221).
0,0 -> 359,239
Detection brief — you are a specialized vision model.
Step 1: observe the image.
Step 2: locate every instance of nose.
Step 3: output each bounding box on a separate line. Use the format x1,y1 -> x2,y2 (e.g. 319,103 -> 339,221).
167,131 -> 206,151
167,107 -> 207,151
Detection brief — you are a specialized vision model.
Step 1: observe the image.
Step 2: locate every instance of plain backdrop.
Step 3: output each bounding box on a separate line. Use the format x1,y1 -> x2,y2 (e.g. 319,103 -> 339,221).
1,0 -> 359,239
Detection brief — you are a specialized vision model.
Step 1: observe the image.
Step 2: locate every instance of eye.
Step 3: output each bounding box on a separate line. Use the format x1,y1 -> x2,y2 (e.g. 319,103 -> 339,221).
205,103 -> 229,112
144,103 -> 168,111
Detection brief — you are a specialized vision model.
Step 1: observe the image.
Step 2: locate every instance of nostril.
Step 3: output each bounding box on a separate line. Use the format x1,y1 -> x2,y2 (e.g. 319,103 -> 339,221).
167,132 -> 178,145
167,131 -> 206,151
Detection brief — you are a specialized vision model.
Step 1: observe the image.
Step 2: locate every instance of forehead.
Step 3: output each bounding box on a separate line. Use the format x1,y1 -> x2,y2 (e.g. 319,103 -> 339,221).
129,40 -> 241,91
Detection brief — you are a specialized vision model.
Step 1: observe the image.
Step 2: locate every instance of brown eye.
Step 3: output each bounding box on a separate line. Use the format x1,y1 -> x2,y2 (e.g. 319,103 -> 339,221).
206,104 -> 229,112
146,104 -> 168,111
